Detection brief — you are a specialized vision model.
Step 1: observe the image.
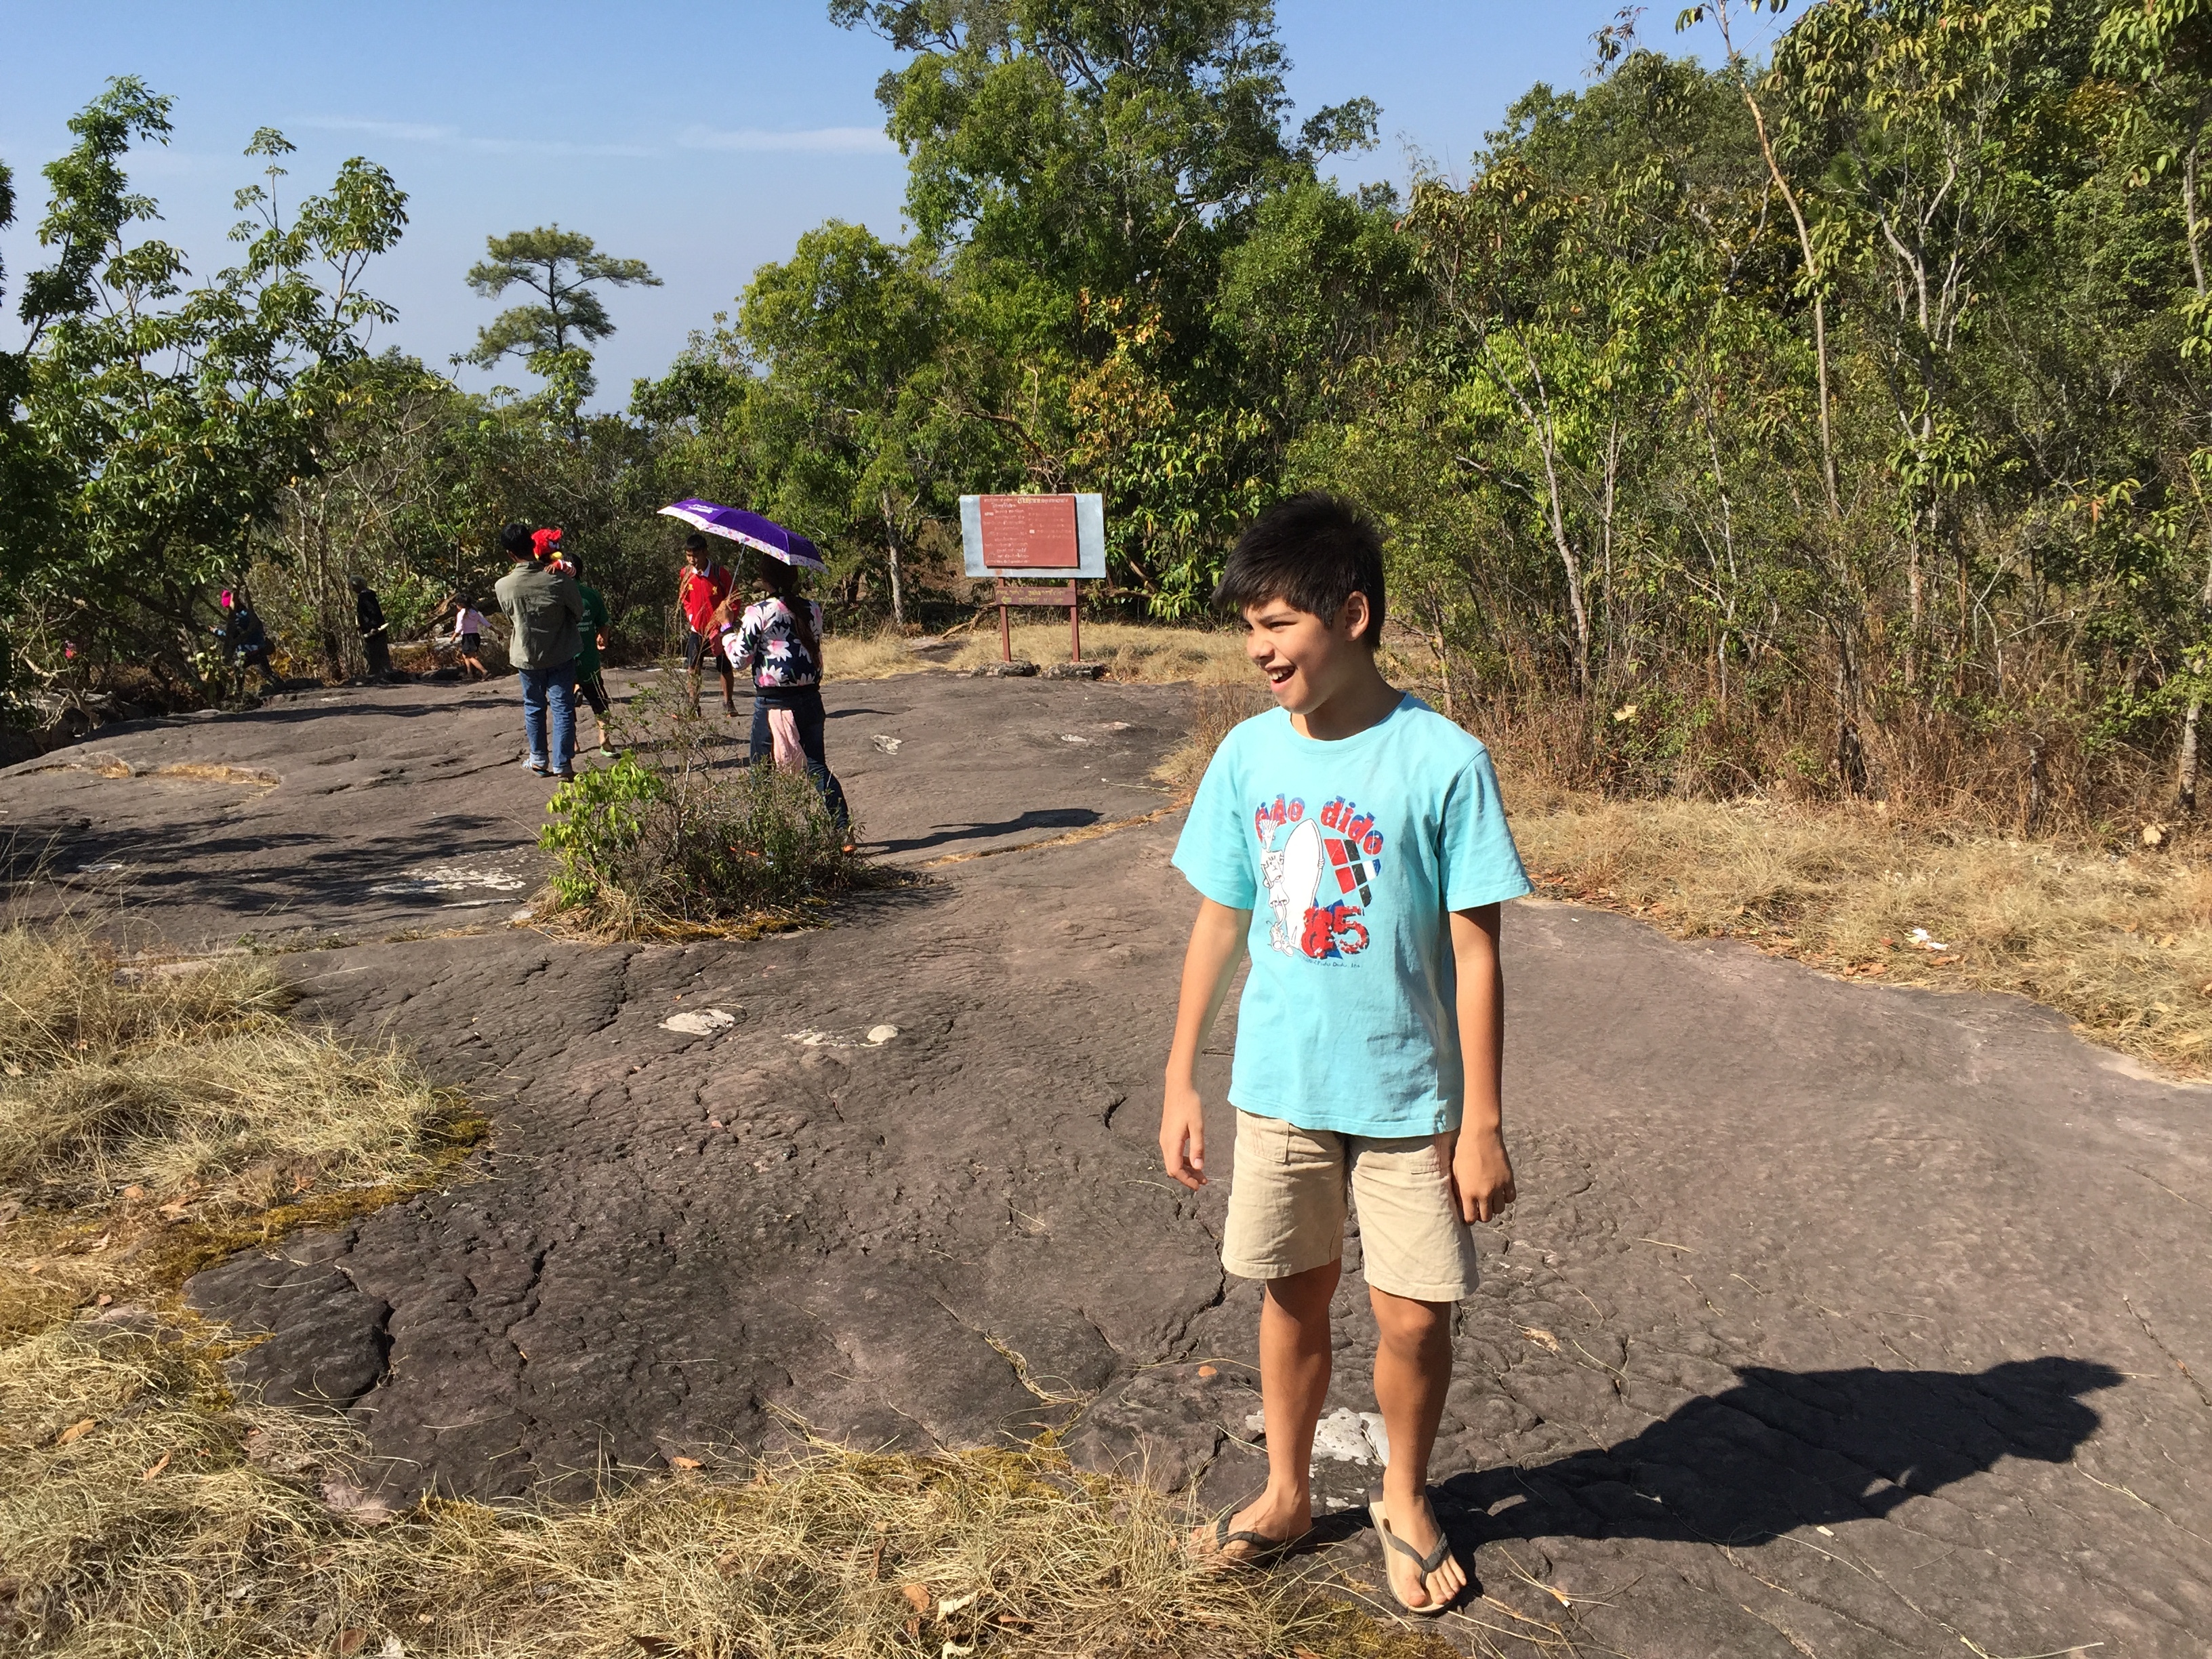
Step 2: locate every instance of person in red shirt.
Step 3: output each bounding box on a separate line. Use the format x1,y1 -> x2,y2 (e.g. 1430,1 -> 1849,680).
678,533 -> 737,716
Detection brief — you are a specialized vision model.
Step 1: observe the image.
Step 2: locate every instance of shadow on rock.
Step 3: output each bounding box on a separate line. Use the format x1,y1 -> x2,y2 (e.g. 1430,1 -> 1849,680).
872,806 -> 1101,855
1438,1357 -> 2122,1554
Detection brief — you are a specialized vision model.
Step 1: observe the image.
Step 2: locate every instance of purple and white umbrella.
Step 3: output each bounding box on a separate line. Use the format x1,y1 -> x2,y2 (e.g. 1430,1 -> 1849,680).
658,498 -> 829,572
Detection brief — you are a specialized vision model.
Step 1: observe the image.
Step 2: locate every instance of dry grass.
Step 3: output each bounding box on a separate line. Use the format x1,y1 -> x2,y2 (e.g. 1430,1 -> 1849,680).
0,926 -> 1444,1659
0,927 -> 459,1210
0,922 -> 483,1343
821,630 -> 940,682
1151,683 -> 1275,801
1515,794 -> 2212,1073
948,620 -> 1258,684
1,1322 -> 1450,1658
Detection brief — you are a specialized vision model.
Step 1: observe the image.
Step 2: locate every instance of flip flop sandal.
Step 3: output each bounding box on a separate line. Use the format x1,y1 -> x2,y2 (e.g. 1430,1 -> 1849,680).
1368,1490 -> 1456,1616
1193,1500 -> 1309,1571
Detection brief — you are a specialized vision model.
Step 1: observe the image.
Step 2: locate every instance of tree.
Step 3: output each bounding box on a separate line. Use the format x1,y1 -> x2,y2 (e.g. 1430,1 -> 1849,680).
830,0 -> 1379,609
458,225 -> 661,403
736,222 -> 971,624
1,79 -> 406,699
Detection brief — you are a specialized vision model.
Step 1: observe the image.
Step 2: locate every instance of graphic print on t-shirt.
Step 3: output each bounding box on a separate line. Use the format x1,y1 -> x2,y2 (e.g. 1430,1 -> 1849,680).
1251,792 -> 1388,961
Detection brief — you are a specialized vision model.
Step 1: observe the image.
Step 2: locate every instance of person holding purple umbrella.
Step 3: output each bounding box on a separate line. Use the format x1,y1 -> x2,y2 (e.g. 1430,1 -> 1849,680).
718,554 -> 851,836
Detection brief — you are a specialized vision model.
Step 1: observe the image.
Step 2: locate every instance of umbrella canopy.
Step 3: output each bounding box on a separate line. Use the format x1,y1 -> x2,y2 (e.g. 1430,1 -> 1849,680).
659,499 -> 829,573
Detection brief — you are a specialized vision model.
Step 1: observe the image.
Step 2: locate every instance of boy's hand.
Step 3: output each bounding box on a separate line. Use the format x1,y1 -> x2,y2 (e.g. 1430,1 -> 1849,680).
1450,1126 -> 1515,1223
1160,1081 -> 1208,1189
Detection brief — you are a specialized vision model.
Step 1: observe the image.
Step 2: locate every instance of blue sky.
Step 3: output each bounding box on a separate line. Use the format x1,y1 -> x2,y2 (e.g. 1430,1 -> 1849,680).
1,3 -> 1774,408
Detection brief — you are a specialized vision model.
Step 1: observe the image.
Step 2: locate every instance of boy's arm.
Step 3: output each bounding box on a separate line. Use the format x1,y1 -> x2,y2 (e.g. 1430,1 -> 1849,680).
1448,904 -> 1515,1223
1160,896 -> 1250,1190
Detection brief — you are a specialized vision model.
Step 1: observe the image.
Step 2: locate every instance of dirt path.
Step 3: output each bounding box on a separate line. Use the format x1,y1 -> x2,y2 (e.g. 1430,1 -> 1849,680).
6,674 -> 2208,1656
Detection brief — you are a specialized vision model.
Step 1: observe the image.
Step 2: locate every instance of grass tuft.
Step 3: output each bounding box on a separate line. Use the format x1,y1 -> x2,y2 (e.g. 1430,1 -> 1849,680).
0,926 -> 462,1212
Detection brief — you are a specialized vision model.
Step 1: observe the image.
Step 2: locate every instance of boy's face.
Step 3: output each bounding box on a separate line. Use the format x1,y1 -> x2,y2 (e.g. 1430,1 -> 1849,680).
1242,592 -> 1374,714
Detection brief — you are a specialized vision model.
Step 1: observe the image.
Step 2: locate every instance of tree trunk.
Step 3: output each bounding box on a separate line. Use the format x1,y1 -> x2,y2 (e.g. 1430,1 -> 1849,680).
880,491 -> 907,630
2179,699 -> 2203,817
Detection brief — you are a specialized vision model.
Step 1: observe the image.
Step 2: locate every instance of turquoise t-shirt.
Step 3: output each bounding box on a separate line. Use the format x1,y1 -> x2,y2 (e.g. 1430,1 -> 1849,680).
1172,694 -> 1532,1138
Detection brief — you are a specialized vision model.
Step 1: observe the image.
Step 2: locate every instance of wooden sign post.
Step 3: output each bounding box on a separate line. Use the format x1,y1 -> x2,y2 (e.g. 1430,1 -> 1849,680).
959,493 -> 1107,665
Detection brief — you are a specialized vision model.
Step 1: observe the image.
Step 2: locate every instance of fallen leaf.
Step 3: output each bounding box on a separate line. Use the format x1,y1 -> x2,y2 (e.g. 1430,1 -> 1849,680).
937,1590 -> 979,1619
900,1584 -> 932,1614
142,1452 -> 171,1481
96,1293 -> 112,1307
940,1645 -> 975,1659
1517,1326 -> 1561,1355
121,1185 -> 144,1200
669,1456 -> 702,1470
1196,1364 -> 1217,1378
337,1629 -> 367,1656
56,1418 -> 96,1446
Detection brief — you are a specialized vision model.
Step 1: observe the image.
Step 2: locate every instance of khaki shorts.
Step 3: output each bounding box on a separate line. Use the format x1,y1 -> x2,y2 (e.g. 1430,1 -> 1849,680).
1222,1110 -> 1481,1303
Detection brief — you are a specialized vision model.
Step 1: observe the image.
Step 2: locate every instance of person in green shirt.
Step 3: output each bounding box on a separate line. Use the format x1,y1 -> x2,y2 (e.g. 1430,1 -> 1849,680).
568,552 -> 615,757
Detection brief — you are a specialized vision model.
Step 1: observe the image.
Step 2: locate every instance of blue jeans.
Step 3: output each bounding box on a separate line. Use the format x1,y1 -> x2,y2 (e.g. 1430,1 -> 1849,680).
519,659 -> 578,773
750,687 -> 850,830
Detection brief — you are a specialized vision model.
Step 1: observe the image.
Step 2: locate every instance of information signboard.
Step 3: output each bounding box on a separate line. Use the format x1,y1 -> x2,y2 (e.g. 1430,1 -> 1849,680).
959,493 -> 1107,579
958,493 -> 1107,663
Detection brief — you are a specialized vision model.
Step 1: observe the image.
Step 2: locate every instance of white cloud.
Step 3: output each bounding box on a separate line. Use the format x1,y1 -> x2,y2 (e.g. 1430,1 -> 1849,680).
293,117 -> 653,158
295,116 -> 457,144
678,123 -> 895,155
465,136 -> 658,159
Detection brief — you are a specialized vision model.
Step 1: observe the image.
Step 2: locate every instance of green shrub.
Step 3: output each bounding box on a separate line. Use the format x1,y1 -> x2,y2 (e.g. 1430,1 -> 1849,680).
535,678 -> 864,936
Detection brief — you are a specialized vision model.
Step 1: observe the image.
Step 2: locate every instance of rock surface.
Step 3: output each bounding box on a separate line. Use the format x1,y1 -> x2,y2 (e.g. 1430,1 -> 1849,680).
7,668 -> 2209,1655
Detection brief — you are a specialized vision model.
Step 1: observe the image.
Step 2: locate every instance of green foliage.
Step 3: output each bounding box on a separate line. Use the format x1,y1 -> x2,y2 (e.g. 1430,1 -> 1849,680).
536,681 -> 861,934
0,79 -> 406,699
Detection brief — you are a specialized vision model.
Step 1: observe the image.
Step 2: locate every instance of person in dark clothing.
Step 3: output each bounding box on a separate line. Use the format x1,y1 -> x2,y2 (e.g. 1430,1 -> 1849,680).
350,577 -> 393,678
567,552 -> 616,756
216,591 -> 283,697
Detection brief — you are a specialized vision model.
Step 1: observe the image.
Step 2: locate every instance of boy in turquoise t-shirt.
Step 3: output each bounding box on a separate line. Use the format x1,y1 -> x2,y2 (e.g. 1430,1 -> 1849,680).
1161,492 -> 1530,1615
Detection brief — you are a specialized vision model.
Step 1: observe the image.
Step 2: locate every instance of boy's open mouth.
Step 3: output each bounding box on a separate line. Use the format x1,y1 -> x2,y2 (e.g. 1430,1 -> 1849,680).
1266,664 -> 1296,686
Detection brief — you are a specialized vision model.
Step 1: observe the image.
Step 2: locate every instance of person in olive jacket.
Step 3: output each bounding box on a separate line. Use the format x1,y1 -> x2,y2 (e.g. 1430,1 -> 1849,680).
492,522 -> 583,777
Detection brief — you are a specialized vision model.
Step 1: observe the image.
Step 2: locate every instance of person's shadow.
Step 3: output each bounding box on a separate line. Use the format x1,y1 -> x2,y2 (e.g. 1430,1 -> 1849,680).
1414,1357 -> 2122,1558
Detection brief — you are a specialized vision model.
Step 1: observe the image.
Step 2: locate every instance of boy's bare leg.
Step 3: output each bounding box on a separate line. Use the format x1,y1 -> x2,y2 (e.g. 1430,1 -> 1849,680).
1204,1259 -> 1339,1555
1370,1288 -> 1468,1608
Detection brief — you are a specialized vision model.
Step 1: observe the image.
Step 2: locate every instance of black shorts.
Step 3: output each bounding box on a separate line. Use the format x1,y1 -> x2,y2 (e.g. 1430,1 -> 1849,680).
577,670 -> 610,717
459,633 -> 481,656
684,630 -> 730,671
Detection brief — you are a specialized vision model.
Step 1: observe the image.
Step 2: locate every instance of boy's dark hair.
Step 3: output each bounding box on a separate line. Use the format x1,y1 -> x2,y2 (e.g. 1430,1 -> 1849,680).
682,531 -> 710,556
498,522 -> 535,559
1214,491 -> 1386,647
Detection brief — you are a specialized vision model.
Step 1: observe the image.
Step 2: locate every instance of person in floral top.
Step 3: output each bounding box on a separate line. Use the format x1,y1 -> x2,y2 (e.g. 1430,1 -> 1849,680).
716,555 -> 850,834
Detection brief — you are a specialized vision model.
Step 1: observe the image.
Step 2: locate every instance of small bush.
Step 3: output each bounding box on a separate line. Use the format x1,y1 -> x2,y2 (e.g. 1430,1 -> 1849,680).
535,678 -> 866,937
